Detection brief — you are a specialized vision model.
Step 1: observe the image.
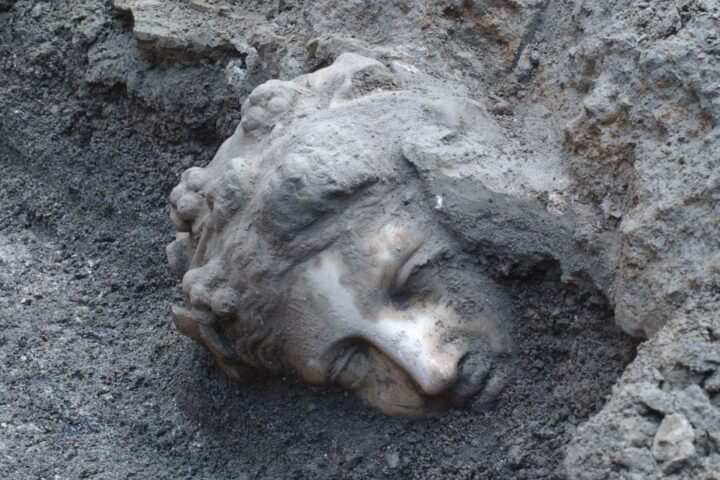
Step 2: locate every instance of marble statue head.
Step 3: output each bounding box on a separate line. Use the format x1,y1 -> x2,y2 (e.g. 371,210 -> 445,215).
167,53 -> 596,415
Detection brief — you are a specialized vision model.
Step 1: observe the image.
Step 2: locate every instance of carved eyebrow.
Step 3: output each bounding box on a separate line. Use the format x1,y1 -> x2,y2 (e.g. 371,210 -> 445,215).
260,170 -> 379,243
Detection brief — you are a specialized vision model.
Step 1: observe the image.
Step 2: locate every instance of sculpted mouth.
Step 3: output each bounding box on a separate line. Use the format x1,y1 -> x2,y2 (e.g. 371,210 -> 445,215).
327,342 -> 370,390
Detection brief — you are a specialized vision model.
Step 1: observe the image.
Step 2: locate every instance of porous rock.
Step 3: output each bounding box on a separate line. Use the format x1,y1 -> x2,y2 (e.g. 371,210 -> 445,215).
652,413 -> 695,471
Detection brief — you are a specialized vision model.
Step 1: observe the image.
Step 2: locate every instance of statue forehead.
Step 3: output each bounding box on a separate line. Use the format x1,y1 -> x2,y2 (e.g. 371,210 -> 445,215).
264,116 -> 401,180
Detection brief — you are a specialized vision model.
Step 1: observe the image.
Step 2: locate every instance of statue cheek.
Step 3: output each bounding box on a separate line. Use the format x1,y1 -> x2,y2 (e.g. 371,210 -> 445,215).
279,253 -> 366,382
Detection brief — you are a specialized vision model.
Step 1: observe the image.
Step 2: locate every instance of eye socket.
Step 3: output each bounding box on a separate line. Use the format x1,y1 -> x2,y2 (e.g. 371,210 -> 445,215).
389,263 -> 431,310
389,244 -> 444,291
393,256 -> 419,292
388,246 -> 445,309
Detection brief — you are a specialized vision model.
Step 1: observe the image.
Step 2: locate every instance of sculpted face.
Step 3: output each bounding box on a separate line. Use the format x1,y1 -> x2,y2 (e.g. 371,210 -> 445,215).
280,202 -> 512,414
167,53 -> 581,415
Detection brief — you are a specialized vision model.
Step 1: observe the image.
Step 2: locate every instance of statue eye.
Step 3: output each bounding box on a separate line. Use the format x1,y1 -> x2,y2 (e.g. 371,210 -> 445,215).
388,258 -> 425,308
388,246 -> 444,308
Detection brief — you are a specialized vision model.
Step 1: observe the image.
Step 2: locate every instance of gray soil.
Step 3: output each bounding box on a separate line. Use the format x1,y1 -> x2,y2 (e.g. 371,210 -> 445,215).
5,0 -> 701,478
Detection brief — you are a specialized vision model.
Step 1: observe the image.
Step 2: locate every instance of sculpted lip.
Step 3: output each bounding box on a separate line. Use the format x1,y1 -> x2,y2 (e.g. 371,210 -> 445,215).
328,343 -> 369,390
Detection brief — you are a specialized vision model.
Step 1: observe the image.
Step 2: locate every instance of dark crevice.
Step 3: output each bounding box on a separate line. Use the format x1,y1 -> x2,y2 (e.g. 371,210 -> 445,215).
508,0 -> 550,73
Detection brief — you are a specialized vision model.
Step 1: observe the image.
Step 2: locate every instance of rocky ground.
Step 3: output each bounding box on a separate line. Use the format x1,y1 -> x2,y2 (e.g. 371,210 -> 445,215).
1,0 -> 718,479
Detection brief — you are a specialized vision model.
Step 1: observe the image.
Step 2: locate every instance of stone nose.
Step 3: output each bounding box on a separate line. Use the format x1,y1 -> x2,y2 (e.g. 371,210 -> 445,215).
303,250 -> 465,395
362,306 -> 466,395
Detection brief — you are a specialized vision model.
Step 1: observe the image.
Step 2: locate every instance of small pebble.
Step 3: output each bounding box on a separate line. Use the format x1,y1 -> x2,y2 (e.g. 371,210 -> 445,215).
385,452 -> 400,468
